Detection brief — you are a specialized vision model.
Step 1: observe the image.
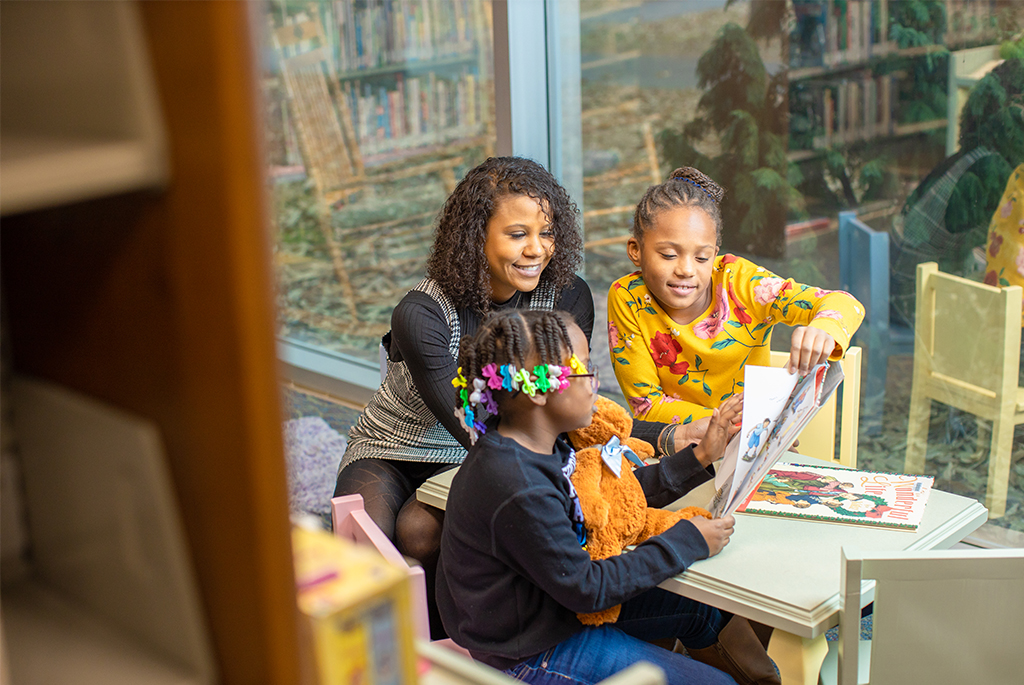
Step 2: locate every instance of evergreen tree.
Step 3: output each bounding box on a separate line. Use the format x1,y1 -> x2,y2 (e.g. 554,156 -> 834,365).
660,23 -> 802,257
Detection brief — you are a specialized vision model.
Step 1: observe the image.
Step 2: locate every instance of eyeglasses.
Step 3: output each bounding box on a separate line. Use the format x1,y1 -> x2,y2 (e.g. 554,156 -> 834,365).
567,367 -> 599,392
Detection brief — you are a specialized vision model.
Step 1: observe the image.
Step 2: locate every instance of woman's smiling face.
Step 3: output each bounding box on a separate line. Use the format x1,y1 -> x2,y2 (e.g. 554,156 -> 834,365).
484,194 -> 555,303
627,205 -> 719,325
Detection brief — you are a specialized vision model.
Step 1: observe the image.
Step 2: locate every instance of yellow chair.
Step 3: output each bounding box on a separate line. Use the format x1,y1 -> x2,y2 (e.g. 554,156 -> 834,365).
769,346 -> 862,467
904,262 -> 1023,518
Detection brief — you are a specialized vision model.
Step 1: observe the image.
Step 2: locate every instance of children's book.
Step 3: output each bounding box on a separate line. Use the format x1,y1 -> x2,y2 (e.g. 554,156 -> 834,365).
736,462 -> 934,530
708,361 -> 844,518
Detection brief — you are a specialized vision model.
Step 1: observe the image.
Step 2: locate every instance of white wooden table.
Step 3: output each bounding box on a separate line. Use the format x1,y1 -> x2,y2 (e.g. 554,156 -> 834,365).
417,455 -> 988,685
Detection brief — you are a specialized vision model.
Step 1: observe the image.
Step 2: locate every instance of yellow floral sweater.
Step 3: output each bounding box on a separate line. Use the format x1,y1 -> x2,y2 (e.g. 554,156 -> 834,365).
608,254 -> 864,424
984,164 -> 1024,325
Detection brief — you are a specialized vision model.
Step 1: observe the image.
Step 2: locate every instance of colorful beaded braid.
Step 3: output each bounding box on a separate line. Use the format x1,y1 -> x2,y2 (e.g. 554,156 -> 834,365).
453,354 -> 583,443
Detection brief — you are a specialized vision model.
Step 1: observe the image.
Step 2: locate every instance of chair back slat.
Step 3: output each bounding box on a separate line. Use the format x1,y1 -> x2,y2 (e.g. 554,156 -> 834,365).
917,263 -> 1022,397
839,548 -> 1024,685
280,49 -> 356,192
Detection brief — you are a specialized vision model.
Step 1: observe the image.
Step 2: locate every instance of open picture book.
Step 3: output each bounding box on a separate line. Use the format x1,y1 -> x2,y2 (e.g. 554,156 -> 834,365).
708,361 -> 844,518
736,462 -> 934,530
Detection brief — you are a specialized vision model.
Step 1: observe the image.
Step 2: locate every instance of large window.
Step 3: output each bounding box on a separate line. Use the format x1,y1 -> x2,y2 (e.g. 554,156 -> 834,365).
263,0 -> 496,371
553,0 -> 1023,533
263,0 -> 1024,533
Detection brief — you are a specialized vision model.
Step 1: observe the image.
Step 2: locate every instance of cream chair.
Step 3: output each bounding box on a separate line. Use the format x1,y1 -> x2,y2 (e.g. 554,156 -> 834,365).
769,346 -> 862,467
903,262 -> 1023,518
818,547 -> 1024,685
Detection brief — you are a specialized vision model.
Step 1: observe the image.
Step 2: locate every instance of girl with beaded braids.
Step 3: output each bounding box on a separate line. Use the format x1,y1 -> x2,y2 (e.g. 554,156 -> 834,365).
438,309 -> 773,685
608,166 -> 865,438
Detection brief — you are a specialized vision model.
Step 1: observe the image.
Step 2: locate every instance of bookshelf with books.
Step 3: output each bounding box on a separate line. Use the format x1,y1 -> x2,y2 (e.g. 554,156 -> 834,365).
270,0 -> 494,168
787,0 -> 1000,160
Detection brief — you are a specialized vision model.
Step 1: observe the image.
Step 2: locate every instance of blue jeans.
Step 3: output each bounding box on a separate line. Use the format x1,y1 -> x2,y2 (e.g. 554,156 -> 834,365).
504,588 -> 737,685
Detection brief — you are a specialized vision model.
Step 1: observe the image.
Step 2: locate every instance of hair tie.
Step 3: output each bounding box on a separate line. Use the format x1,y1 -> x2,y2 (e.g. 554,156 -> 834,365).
568,354 -> 587,376
480,388 -> 498,414
533,365 -> 552,393
452,366 -> 468,389
554,365 -> 570,391
672,176 -> 718,204
514,368 -> 536,397
500,364 -> 518,391
481,363 -> 503,390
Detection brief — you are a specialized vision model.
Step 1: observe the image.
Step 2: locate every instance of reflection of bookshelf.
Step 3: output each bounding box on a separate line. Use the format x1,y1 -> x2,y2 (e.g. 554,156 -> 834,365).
272,0 -> 494,168
787,0 -> 1000,161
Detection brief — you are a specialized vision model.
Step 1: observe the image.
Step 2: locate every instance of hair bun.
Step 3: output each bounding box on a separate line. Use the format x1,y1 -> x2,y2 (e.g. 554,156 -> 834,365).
667,167 -> 725,204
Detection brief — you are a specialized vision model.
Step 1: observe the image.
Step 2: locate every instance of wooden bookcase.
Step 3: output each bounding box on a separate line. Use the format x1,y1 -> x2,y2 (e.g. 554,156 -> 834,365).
1,2 -> 302,683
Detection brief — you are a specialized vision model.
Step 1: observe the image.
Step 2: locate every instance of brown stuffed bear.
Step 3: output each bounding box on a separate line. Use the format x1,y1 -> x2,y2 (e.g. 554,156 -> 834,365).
568,395 -> 711,626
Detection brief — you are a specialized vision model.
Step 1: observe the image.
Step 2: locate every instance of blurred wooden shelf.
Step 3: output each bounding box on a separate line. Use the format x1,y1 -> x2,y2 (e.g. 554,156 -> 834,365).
0,1 -> 167,216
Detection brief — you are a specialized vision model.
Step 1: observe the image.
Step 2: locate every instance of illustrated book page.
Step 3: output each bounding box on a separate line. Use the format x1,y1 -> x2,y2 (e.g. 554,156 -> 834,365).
736,462 -> 934,530
709,361 -> 844,518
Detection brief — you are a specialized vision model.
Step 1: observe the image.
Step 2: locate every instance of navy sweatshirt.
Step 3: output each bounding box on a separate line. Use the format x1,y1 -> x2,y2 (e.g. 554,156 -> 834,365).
435,430 -> 714,669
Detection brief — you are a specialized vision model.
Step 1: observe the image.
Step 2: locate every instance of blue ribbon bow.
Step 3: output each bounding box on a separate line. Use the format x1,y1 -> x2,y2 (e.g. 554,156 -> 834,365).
601,435 -> 646,470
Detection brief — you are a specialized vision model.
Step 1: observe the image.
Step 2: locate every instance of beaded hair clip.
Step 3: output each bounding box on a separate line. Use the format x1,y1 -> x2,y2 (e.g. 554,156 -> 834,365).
673,176 -> 719,204
452,354 -> 584,444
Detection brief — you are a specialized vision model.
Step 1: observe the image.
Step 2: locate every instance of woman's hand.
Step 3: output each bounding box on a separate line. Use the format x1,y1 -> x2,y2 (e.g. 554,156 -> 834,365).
693,394 -> 742,467
690,514 -> 735,557
787,326 -> 836,374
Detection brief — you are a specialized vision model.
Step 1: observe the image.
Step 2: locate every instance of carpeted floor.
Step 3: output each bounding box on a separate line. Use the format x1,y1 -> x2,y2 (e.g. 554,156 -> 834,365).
282,385 -> 363,438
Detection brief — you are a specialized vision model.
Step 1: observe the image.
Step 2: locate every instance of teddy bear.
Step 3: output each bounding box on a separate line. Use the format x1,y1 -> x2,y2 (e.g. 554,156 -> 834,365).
567,395 -> 711,626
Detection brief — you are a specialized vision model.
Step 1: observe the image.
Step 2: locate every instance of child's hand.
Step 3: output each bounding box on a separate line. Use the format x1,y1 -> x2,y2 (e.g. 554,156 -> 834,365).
690,514 -> 735,557
693,394 -> 742,467
787,326 -> 836,373
672,416 -> 711,451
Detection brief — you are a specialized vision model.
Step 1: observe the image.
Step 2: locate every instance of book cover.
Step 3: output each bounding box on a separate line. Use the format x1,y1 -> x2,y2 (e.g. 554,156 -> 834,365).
737,462 -> 934,530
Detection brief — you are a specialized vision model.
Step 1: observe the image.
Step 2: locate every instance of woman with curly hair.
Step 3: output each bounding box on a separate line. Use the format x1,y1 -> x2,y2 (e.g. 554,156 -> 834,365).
333,157 -> 592,636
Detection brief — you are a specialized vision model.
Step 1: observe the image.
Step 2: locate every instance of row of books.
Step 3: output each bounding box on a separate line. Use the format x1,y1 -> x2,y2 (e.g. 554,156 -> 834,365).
946,0 -> 1001,46
791,0 -> 999,71
790,0 -> 888,70
341,70 -> 486,156
795,74 -> 895,149
322,0 -> 484,73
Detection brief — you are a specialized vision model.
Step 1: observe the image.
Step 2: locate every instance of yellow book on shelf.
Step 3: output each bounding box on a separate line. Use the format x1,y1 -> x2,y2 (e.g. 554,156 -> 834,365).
292,526 -> 416,685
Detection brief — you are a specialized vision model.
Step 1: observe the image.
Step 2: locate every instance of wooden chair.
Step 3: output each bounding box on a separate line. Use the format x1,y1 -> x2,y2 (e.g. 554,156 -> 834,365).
272,20 -> 464,317
818,547 -> 1024,685
903,262 -> 1024,518
330,494 -> 430,642
770,346 -> 863,467
838,212 -> 914,434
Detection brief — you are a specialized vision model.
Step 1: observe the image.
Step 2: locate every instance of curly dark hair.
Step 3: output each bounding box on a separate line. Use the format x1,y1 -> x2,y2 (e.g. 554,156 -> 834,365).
426,157 -> 583,313
456,309 -> 576,414
632,166 -> 725,246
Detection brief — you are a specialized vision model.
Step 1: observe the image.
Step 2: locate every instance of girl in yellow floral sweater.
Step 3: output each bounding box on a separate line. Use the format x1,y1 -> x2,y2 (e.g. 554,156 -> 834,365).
608,167 -> 864,445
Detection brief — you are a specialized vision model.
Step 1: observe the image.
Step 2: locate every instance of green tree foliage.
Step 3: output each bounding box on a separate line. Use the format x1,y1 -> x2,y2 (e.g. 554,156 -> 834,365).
660,23 -> 802,257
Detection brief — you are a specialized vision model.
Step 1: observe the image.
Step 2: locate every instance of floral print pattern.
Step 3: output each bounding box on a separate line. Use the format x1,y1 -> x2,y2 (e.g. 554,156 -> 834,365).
984,165 -> 1024,325
607,255 -> 864,423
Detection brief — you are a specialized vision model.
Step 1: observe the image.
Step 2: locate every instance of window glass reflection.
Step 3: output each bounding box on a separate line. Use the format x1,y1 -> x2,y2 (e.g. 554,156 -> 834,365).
263,0 -> 495,360
568,0 -> 1023,533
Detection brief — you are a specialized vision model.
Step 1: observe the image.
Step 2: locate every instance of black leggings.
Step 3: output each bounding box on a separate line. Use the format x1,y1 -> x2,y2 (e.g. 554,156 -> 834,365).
333,458 -> 457,639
